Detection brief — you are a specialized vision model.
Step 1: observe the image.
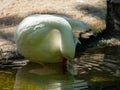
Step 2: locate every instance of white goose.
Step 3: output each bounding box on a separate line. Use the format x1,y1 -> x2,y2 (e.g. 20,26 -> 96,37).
14,14 -> 89,66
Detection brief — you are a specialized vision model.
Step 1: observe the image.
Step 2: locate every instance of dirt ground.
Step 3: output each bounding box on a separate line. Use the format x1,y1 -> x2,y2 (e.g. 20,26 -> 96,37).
0,0 -> 106,41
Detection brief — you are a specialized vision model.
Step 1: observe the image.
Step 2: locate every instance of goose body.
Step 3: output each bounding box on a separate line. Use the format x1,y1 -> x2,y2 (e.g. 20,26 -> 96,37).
14,14 -> 89,64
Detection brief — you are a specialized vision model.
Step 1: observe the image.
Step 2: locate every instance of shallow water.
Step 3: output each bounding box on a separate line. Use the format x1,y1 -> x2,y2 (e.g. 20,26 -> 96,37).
0,46 -> 120,90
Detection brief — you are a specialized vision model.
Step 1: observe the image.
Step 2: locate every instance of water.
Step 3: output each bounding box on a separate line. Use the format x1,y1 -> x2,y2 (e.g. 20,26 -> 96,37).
0,46 -> 120,90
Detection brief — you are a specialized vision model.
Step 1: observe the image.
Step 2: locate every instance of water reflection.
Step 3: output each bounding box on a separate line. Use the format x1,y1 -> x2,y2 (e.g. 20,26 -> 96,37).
71,46 -> 120,77
0,46 -> 120,90
0,69 -> 16,90
13,63 -> 74,90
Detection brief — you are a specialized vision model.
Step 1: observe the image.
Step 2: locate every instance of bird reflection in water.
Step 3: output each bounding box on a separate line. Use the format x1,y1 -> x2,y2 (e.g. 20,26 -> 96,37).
13,62 -> 74,90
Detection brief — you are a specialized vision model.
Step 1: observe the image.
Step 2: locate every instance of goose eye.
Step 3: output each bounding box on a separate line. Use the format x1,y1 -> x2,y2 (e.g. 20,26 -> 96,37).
33,24 -> 45,30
